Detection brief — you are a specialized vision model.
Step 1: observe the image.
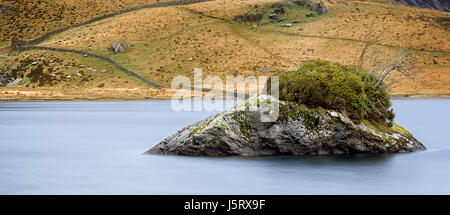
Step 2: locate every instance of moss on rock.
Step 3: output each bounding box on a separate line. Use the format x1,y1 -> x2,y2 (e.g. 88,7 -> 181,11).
276,59 -> 394,124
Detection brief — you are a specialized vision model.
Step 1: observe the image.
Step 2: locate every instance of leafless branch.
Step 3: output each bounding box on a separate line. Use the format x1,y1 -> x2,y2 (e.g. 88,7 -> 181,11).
357,22 -> 416,90
356,21 -> 382,74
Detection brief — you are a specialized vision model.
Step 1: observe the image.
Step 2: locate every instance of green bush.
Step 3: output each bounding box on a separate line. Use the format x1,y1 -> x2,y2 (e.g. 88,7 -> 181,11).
276,59 -> 394,123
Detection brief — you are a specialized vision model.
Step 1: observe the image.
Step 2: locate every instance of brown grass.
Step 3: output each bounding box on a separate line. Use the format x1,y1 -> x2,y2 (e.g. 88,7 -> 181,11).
1,0 -> 449,99
0,0 -> 173,43
0,86 -> 179,101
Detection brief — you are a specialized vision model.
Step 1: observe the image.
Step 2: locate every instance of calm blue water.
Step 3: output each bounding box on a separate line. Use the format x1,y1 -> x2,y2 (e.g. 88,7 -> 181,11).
0,99 -> 449,194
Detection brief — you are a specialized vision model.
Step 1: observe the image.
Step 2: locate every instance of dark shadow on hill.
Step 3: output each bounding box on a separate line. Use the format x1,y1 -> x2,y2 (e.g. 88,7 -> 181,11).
397,0 -> 449,12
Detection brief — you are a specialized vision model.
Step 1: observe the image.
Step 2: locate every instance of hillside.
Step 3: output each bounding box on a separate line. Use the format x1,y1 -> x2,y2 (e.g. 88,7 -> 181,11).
0,0 -> 449,100
0,0 -> 167,43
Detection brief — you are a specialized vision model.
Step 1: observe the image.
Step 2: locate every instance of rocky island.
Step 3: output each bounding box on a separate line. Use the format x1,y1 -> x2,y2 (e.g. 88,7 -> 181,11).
147,95 -> 425,156
148,60 -> 426,156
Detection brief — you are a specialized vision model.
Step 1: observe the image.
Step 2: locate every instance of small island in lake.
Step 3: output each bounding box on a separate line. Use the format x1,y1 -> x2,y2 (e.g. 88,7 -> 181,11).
148,60 -> 426,156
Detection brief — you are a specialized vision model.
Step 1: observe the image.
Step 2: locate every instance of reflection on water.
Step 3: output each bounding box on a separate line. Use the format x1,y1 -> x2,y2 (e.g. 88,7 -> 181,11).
0,99 -> 449,194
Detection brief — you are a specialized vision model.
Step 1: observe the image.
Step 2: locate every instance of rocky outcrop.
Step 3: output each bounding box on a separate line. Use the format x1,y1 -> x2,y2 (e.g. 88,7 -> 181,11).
232,0 -> 327,24
111,40 -> 128,54
147,95 -> 425,156
0,5 -> 15,16
0,68 -> 14,87
232,13 -> 264,22
293,0 -> 327,15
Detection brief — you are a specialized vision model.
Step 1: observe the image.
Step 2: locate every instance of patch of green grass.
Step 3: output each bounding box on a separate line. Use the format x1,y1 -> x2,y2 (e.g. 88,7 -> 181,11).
81,56 -> 149,87
16,76 -> 30,87
362,119 -> 412,137
45,49 -> 152,88
392,122 -> 413,137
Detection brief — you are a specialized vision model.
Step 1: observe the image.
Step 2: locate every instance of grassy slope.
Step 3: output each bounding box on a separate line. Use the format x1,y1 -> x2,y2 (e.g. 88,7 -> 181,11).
0,0 -> 171,42
0,0 -> 449,100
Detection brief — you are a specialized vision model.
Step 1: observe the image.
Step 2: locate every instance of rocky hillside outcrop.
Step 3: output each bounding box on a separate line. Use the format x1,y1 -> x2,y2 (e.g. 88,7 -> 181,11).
147,95 -> 425,156
0,68 -> 14,87
233,0 -> 327,23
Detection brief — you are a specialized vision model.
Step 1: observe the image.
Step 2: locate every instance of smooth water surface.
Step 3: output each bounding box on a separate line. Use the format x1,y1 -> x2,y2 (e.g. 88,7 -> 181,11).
0,99 -> 449,194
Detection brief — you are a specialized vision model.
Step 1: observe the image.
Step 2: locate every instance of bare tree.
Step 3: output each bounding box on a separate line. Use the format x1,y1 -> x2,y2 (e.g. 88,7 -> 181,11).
356,22 -> 382,74
372,48 -> 415,88
356,21 -> 415,89
355,22 -> 417,123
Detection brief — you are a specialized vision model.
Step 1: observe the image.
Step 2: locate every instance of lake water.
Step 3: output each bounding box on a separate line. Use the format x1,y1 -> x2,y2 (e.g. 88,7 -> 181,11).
0,99 -> 449,194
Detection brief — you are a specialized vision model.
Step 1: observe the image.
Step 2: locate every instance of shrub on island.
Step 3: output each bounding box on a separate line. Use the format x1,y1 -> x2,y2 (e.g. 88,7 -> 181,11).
277,59 -> 393,125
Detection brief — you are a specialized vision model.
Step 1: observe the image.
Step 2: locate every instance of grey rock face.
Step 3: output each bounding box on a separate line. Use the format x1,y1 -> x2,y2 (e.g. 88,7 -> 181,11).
6,78 -> 22,87
147,96 -> 425,156
111,40 -> 128,54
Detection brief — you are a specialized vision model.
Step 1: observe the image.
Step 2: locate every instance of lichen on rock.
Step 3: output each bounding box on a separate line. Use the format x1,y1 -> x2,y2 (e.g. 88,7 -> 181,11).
147,95 -> 425,156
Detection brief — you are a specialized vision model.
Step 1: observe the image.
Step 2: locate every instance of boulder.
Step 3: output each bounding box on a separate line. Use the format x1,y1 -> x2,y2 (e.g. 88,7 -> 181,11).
6,78 -> 21,87
269,13 -> 279,21
280,23 -> 293,27
147,95 -> 425,156
259,68 -> 271,73
111,39 -> 128,54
